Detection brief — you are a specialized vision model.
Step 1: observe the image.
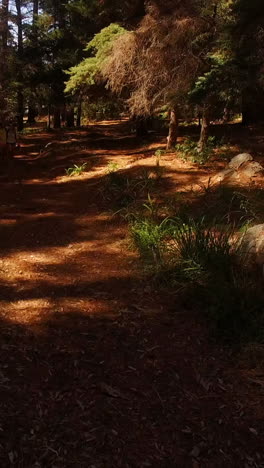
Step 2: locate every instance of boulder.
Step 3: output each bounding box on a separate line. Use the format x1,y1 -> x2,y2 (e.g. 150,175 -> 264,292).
213,168 -> 238,183
211,153 -> 263,185
228,153 -> 253,170
240,161 -> 263,178
240,224 -> 264,267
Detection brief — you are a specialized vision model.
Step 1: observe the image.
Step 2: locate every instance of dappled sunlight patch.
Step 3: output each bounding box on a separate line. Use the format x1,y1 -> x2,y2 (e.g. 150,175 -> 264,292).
0,298 -> 53,325
0,296 -> 116,326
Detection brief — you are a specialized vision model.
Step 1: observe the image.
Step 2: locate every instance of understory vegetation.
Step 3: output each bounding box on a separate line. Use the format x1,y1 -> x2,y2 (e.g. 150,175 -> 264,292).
130,214 -> 264,343
100,157 -> 264,345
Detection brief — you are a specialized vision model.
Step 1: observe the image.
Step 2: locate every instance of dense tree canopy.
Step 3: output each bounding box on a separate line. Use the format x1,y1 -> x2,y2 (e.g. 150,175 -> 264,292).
0,0 -> 263,135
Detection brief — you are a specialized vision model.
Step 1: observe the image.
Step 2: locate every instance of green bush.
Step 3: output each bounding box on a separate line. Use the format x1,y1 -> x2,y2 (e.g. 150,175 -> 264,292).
176,136 -> 216,164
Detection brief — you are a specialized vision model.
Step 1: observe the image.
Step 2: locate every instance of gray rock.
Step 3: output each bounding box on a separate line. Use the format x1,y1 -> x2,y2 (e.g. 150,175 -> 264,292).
240,161 -> 263,178
213,168 -> 237,183
240,224 -> 264,266
229,153 -> 253,170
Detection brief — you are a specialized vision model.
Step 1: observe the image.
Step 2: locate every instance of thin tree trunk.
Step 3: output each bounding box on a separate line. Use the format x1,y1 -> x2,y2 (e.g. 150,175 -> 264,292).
48,104 -> 51,130
53,108 -> 61,128
33,0 -> 39,18
0,0 -> 9,121
15,0 -> 24,131
27,0 -> 39,124
197,107 -> 210,153
166,107 -> 178,150
66,106 -> 75,127
76,97 -> 82,127
1,0 -> 9,49
17,90 -> 24,131
242,90 -> 264,125
223,106 -> 230,123
135,116 -> 148,137
61,105 -> 66,126
27,101 -> 37,124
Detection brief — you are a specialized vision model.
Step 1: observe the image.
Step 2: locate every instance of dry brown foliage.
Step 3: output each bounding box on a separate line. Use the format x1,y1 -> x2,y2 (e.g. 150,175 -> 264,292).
103,2 -> 209,115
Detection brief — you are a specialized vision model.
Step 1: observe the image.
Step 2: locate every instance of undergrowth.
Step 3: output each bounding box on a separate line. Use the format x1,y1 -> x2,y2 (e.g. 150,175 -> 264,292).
102,165 -> 163,211
130,214 -> 264,344
175,136 -> 217,164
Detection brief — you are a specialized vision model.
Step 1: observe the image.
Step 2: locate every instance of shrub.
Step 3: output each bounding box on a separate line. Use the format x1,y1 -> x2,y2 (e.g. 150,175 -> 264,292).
130,214 -> 264,343
175,136 -> 216,164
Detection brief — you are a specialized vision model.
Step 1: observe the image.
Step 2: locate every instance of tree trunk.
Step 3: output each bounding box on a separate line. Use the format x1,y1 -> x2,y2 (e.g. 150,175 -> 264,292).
27,0 -> 39,125
0,0 -> 9,121
197,108 -> 210,153
33,0 -> 39,19
15,0 -> 24,130
166,107 -> 178,150
242,90 -> 264,125
222,106 -> 230,123
1,0 -> 9,49
48,105 -> 51,130
134,116 -> 148,137
53,108 -> 61,128
17,90 -> 24,131
66,107 -> 75,127
76,98 -> 82,127
27,101 -> 37,124
61,106 -> 66,125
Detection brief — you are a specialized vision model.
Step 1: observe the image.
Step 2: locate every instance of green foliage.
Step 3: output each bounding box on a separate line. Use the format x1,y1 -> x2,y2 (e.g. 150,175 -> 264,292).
130,215 -> 236,280
65,24 -> 127,94
130,213 -> 264,343
130,218 -> 171,264
169,218 -> 236,282
106,162 -> 120,174
65,163 -> 87,176
175,136 -> 216,164
83,97 -> 123,121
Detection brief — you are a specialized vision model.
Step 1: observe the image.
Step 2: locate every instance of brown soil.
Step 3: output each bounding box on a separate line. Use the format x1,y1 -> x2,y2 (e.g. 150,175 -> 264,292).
0,121 -> 264,467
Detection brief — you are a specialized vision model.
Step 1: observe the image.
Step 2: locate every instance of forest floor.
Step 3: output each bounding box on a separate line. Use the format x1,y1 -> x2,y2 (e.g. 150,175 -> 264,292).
0,120 -> 264,467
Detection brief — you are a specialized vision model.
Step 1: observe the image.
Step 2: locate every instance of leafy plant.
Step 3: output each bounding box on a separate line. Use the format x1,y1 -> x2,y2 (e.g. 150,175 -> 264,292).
175,136 -> 216,164
65,163 -> 87,176
130,217 -> 171,265
143,194 -> 159,219
169,217 -> 237,282
106,162 -> 120,174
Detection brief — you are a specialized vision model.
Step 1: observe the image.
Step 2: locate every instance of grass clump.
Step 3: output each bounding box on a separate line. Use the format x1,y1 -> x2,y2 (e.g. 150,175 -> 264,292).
169,218 -> 236,282
65,162 -> 87,176
103,165 -> 163,212
130,217 -> 172,265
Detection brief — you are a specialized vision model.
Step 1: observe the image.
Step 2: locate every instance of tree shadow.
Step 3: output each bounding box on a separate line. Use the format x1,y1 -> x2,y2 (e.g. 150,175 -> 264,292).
0,121 -> 264,466
0,297 -> 263,467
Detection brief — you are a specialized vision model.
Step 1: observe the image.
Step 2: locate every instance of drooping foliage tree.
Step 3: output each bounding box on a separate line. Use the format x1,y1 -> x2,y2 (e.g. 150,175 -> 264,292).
102,1 -> 215,149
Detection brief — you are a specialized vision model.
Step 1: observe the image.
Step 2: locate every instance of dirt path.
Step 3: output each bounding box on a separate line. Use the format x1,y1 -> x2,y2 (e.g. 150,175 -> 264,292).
0,122 -> 263,467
